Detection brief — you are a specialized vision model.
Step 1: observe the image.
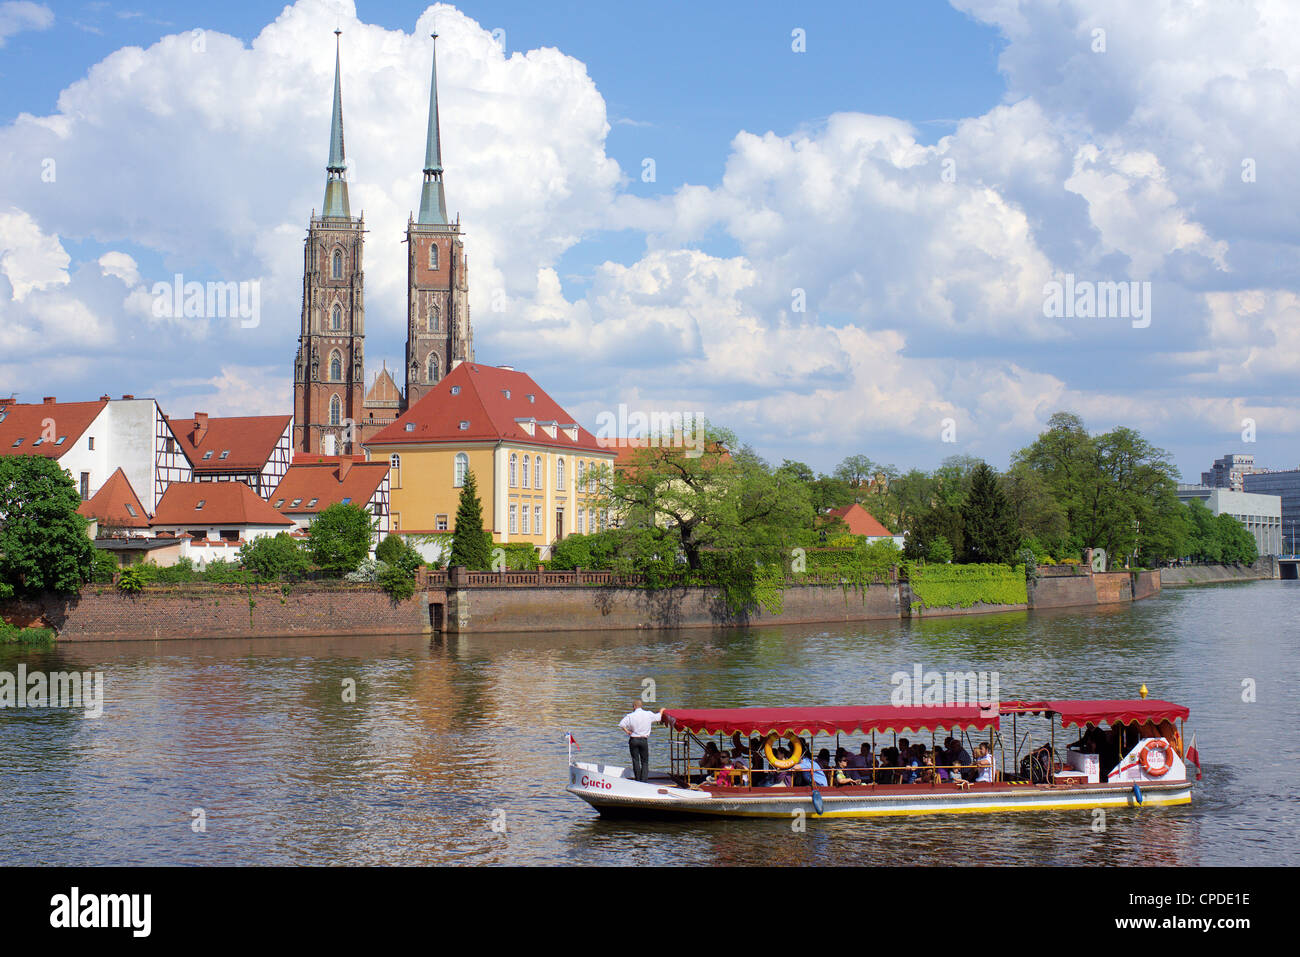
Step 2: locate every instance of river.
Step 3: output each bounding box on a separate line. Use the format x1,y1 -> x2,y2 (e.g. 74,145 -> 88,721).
1,579 -> 1295,865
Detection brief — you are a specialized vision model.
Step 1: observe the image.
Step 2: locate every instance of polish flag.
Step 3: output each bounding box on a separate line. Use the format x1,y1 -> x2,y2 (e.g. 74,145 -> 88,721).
1185,734 -> 1201,780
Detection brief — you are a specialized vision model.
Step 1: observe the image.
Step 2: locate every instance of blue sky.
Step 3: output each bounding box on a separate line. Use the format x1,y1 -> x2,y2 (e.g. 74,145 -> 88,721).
1,0 -> 1297,481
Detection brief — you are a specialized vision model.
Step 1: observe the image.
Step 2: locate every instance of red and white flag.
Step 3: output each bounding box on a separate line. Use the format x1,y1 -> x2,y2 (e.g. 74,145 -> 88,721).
1185,734 -> 1201,780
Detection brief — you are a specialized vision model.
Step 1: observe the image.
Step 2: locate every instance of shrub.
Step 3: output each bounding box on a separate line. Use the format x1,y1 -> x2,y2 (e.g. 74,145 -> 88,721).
117,566 -> 147,593
90,549 -> 119,584
240,534 -> 311,581
905,562 -> 1028,610
378,562 -> 417,600
374,534 -> 406,565
200,559 -> 253,584
307,504 -> 374,577
0,621 -> 55,646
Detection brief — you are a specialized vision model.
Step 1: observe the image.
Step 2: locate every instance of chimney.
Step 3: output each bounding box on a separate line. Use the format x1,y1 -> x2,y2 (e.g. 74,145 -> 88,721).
100,394 -> 111,402
338,457 -> 353,482
122,394 -> 134,400
192,412 -> 209,446
43,396 -> 56,405
499,365 -> 514,372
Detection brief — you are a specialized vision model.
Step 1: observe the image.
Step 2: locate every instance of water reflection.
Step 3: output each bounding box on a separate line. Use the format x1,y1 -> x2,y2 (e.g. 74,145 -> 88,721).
0,580 -> 1295,865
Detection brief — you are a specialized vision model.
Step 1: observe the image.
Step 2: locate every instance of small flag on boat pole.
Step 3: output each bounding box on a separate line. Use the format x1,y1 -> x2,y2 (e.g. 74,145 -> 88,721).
1186,734 -> 1201,780
566,733 -> 579,751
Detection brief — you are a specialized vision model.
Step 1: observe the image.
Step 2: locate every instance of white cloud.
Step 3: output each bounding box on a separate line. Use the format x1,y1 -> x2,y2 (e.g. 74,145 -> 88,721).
0,1 -> 52,46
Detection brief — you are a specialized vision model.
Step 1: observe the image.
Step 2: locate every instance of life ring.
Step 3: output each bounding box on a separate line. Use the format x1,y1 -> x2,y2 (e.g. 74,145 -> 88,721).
1138,739 -> 1172,777
764,732 -> 803,770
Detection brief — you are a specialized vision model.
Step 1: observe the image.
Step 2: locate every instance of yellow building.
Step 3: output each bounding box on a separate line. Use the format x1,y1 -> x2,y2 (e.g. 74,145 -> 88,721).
363,362 -> 614,557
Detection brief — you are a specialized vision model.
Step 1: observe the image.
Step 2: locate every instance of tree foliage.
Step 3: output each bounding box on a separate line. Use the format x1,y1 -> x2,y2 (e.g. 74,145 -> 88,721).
960,462 -> 1018,564
0,456 -> 94,595
239,533 -> 312,581
306,503 -> 373,577
449,470 -> 491,570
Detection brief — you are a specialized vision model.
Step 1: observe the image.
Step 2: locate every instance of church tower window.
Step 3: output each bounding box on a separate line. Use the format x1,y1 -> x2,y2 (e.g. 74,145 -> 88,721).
330,350 -> 342,381
332,249 -> 343,279
429,243 -> 439,270
329,395 -> 342,426
426,352 -> 440,383
331,304 -> 342,330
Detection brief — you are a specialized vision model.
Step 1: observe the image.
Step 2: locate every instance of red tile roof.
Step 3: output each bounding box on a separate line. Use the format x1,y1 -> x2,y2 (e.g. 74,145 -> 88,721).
270,460 -> 388,515
78,467 -> 150,528
166,413 -> 291,472
364,363 -> 607,453
0,398 -> 107,458
826,503 -> 895,537
603,436 -> 733,472
151,481 -> 292,528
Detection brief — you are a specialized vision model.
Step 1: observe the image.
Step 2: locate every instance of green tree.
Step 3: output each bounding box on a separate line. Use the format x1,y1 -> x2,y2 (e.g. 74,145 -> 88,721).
960,463 -> 1018,564
449,470 -> 491,570
0,456 -> 94,595
239,533 -> 312,580
306,503 -> 373,576
374,534 -> 406,565
926,536 -> 954,564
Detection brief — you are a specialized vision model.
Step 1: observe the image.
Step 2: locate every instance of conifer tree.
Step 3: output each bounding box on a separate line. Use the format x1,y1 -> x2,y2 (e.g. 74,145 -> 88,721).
960,463 -> 1018,564
449,469 -> 491,570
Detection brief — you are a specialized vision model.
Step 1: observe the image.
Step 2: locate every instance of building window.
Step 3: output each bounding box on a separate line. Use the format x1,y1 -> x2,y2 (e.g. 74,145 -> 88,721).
80,472 -> 90,500
534,455 -> 544,490
330,395 -> 342,426
458,421 -> 469,431
454,452 -> 468,488
557,457 -> 565,490
521,504 -> 530,535
389,454 -> 401,489
332,249 -> 343,279
427,353 -> 440,384
429,243 -> 439,270
391,512 -> 400,530
88,437 -> 94,450
577,460 -> 585,493
509,453 -> 518,487
435,514 -> 448,531
509,504 -> 518,534
534,505 -> 542,538
522,455 -> 530,489
578,507 -> 585,534
331,304 -> 342,330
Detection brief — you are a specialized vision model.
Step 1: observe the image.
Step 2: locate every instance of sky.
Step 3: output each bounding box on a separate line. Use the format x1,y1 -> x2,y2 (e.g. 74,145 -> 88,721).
1,0 -> 1297,482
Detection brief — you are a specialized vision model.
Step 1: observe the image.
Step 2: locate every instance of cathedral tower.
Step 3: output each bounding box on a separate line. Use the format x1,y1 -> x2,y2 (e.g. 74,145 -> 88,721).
294,30 -> 367,455
405,33 -> 473,408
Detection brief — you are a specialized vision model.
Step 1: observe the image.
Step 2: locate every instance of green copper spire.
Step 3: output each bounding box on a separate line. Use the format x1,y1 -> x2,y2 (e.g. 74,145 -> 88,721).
323,29 -> 351,219
417,33 -> 448,225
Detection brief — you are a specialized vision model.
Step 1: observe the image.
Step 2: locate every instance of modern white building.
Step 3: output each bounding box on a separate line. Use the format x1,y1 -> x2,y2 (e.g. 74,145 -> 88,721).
1176,485 -> 1283,556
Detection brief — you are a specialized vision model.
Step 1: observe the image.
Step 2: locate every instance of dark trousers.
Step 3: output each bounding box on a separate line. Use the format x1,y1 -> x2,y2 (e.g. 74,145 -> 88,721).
628,736 -> 650,781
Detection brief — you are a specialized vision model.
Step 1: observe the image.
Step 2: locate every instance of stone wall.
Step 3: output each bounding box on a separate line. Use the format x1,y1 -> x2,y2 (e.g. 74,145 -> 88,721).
1160,560 -> 1276,585
1,583 -> 430,642
1027,574 -> 1098,609
445,582 -> 903,633
1091,571 -> 1135,604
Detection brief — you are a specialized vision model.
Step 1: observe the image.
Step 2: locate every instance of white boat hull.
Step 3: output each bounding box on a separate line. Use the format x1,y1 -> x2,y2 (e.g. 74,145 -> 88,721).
566,761 -> 1193,819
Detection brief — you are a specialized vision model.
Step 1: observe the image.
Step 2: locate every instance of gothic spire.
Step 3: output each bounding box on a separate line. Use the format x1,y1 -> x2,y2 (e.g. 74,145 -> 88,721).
323,29 -> 351,219
417,33 -> 449,225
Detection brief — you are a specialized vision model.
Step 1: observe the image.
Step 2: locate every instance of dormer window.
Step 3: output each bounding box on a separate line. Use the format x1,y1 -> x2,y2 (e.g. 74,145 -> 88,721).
274,499 -> 285,508
458,421 -> 469,431
291,498 -> 303,508
219,450 -> 230,460
125,504 -> 137,518
527,394 -> 535,404
55,436 -> 66,445
202,450 -> 213,460
341,497 -> 352,505
503,389 -> 511,399
404,422 -> 416,432
11,438 -> 22,447
307,498 -> 318,507
195,500 -> 206,510
450,385 -> 460,396
32,437 -> 43,447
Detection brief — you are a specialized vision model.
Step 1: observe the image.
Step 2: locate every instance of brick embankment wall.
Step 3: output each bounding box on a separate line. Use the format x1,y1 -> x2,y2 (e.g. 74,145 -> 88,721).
447,582 -> 903,633
1160,561 -> 1274,585
1,584 -> 430,643
1091,571 -> 1135,604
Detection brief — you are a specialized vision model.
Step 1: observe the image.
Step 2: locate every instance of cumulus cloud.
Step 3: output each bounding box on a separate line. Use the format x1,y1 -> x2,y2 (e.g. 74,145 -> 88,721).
0,1 -> 52,46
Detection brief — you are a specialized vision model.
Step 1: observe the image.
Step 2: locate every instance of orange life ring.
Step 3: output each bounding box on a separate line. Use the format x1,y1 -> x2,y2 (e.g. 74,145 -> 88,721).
1138,739 -> 1172,777
764,732 -> 803,770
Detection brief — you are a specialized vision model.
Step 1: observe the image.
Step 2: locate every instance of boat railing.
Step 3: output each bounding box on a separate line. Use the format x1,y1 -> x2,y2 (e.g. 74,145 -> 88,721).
671,762 -> 997,790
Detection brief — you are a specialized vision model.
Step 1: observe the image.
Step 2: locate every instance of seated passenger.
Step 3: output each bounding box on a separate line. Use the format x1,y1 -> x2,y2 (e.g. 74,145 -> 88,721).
794,753 -> 829,788
975,742 -> 995,783
834,755 -> 863,786
946,736 -> 973,782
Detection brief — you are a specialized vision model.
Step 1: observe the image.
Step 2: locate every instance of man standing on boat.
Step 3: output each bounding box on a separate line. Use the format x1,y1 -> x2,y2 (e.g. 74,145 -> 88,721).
620,701 -> 664,782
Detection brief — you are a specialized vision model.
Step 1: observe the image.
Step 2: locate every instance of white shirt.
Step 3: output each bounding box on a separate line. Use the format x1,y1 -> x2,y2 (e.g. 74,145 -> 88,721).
976,753 -> 994,783
619,708 -> 663,738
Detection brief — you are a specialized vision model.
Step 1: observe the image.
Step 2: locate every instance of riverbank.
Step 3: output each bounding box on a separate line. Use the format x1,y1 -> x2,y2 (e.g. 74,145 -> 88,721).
1160,558 -> 1278,585
0,567 -> 1161,641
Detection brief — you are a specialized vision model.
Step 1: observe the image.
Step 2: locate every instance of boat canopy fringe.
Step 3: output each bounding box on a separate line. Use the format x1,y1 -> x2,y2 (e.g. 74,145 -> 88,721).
998,700 -> 1190,728
661,706 -> 999,738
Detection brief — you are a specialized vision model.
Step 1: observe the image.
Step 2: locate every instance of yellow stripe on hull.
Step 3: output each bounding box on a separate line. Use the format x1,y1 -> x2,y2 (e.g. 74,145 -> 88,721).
655,793 -> 1192,819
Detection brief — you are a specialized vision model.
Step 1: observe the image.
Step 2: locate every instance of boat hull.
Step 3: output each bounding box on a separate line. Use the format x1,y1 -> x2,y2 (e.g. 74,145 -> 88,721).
567,762 -> 1192,820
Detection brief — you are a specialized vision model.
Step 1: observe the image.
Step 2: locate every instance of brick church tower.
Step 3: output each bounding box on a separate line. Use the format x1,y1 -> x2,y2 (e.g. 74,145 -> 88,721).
294,31 -> 367,455
406,33 -> 473,408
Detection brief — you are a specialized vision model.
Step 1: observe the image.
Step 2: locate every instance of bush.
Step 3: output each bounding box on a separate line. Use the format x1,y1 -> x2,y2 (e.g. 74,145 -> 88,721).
240,534 -> 311,581
200,558 -> 252,584
378,562 -> 417,600
925,536 -> 954,564
345,558 -> 379,583
905,562 -> 1028,610
307,504 -> 374,577
91,549 -> 119,584
117,566 -> 147,593
145,557 -> 197,584
498,542 -> 540,570
0,621 -> 55,645
375,534 -> 406,565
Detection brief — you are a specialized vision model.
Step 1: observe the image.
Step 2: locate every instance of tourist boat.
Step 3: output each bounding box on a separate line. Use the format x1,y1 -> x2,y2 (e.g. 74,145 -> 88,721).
566,698 -> 1198,819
